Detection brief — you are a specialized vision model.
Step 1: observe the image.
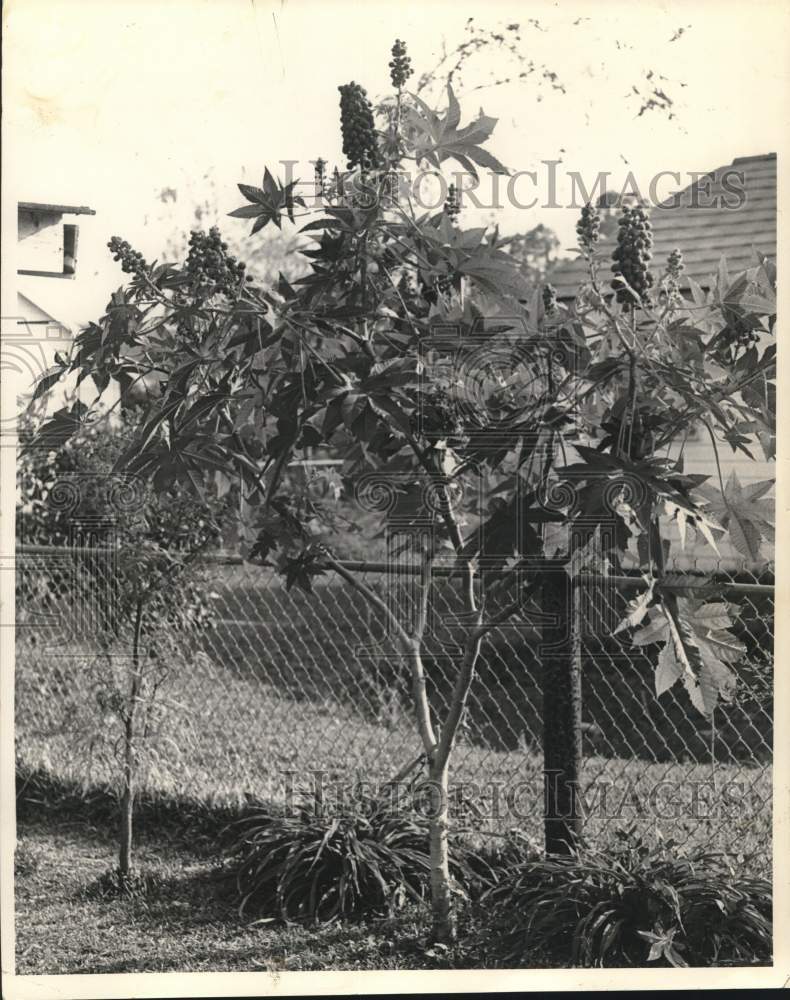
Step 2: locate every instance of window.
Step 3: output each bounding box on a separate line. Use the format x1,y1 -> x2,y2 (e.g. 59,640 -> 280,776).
63,224 -> 78,276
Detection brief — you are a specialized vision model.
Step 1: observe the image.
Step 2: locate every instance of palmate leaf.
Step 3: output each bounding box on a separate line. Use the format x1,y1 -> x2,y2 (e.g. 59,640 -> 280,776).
629,597 -> 743,716
457,244 -> 524,298
406,84 -> 509,179
720,258 -> 777,315
25,401 -> 91,453
229,170 -> 305,233
663,498 -> 721,555
279,549 -> 328,594
696,471 -> 774,561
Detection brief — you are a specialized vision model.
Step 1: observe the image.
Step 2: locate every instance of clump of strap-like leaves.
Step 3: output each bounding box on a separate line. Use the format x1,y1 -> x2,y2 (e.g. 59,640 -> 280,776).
481,827 -> 772,968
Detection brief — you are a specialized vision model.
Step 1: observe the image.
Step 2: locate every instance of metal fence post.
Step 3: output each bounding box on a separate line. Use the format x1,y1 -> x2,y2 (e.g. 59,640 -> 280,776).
542,563 -> 583,854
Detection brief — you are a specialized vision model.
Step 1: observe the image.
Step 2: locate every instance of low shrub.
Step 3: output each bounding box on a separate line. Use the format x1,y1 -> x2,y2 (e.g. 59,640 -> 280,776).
230,785 -> 475,923
481,827 -> 772,968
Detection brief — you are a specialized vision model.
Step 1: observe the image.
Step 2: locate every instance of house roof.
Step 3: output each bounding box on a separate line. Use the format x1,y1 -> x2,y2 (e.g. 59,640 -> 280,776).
18,202 -> 96,217
17,277 -> 82,333
17,292 -> 71,332
552,153 -> 776,300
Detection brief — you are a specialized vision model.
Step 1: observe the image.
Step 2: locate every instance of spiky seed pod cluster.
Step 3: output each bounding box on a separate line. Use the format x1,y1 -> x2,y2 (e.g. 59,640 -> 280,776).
313,158 -> 328,199
108,237 -> 147,275
389,39 -> 413,90
542,283 -> 558,317
611,205 -> 654,308
338,82 -> 380,171
662,247 -> 684,305
666,248 -> 684,281
576,202 -> 601,255
444,183 -> 461,221
186,227 -> 249,296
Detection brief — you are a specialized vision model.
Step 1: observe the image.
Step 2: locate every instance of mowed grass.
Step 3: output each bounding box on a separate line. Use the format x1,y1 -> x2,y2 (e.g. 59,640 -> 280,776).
14,816 -> 480,974
15,765 -> 516,975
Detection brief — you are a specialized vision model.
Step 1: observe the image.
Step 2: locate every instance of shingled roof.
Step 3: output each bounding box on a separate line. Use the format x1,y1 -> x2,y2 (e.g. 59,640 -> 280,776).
552,153 -> 776,300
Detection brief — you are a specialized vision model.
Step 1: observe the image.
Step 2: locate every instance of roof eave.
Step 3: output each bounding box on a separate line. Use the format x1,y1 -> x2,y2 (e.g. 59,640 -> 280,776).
18,202 -> 96,217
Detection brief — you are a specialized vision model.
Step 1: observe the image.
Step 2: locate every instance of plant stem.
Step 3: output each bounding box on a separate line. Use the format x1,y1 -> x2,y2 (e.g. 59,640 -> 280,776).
325,554 -> 438,756
428,758 -> 455,944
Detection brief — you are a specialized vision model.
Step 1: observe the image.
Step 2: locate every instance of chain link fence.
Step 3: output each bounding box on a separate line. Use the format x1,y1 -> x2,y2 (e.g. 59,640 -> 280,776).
15,545 -> 772,872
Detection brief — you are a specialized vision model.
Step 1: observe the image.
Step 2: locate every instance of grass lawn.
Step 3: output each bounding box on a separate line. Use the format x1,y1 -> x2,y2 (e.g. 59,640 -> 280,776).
14,810 -> 494,975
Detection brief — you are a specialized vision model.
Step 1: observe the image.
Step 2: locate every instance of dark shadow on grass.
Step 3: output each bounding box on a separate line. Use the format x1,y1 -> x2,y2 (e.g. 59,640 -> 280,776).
16,764 -> 279,857
78,861 -> 238,917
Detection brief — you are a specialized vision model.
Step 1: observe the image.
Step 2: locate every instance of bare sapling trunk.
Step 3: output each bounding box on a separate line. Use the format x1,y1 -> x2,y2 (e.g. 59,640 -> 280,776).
119,599 -> 144,882
427,757 -> 454,942
407,628 -> 459,945
426,618 -> 487,944
328,547 -> 501,946
119,719 -> 134,878
424,573 -> 534,942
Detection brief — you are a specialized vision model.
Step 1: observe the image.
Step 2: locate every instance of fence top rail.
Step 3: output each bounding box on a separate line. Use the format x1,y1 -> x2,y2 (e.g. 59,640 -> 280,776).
14,545 -> 775,595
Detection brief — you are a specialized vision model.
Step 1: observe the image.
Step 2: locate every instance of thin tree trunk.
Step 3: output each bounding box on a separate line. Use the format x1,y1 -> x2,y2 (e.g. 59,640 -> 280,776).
119,719 -> 135,880
428,759 -> 455,944
119,599 -> 144,881
327,553 -> 522,945
426,600 -> 522,943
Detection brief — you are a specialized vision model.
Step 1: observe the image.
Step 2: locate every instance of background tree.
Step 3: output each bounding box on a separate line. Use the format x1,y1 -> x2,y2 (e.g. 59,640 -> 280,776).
32,40 -> 775,940
18,405 -> 231,888
501,223 -> 560,284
